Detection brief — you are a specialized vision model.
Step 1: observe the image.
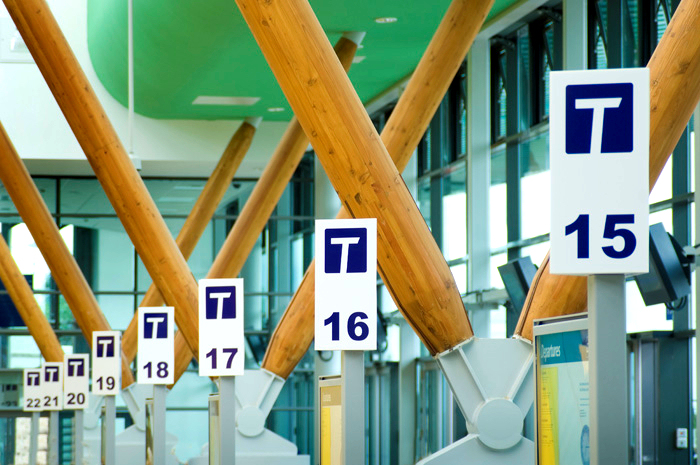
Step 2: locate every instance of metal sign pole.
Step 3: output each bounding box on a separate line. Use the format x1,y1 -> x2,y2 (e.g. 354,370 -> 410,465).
588,274 -> 628,464
101,395 -> 116,465
341,350 -> 364,465
48,410 -> 59,465
219,377 -> 236,465
148,385 -> 168,465
74,410 -> 84,465
29,411 -> 39,465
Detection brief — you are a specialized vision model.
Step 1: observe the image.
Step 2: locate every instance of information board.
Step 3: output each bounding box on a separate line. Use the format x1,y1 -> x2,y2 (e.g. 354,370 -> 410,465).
64,353 -> 89,409
199,278 -> 244,377
22,368 -> 43,412
92,331 -> 121,395
42,362 -> 63,411
315,218 -> 377,351
137,307 -> 174,384
534,315 -> 589,465
550,69 -> 649,275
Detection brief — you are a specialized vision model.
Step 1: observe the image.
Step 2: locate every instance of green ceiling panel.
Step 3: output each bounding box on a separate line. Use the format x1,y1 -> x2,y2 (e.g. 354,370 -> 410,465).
87,0 -> 515,121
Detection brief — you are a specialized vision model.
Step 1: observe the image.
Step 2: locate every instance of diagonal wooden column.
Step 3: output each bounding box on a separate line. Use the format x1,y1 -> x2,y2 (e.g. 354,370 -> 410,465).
168,34 -> 363,383
236,0 -> 484,378
121,117 -> 260,363
261,0 -> 492,378
0,234 -> 63,362
4,0 -> 200,367
515,0 -> 700,340
0,123 -> 134,386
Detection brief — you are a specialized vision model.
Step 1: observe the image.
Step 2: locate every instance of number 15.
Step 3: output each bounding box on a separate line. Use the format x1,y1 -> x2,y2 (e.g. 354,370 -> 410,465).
565,214 -> 636,259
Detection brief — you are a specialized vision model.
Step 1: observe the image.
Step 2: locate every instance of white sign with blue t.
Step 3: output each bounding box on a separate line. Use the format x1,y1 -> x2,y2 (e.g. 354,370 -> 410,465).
92,331 -> 121,395
315,218 -> 377,351
198,278 -> 244,376
550,69 -> 649,275
137,307 -> 174,384
42,362 -> 63,411
64,353 -> 89,409
23,368 -> 43,411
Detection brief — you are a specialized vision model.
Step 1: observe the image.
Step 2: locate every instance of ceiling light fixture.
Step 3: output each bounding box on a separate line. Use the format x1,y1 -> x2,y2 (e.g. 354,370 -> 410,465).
267,107 -> 285,112
353,56 -> 367,64
374,17 -> 397,24
192,96 -> 260,106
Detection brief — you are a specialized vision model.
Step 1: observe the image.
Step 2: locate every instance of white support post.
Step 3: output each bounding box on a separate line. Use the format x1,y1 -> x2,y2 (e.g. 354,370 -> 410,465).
563,0 -> 588,70
341,351 -> 364,465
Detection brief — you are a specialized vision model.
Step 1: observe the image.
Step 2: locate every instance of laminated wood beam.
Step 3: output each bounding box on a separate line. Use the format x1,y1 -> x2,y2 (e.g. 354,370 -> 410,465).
3,0 -> 200,366
235,0 -> 490,379
0,234 -> 63,362
515,0 -> 700,340
121,118 -> 260,363
0,123 -> 134,386
262,0 -> 492,379
169,35 -> 362,383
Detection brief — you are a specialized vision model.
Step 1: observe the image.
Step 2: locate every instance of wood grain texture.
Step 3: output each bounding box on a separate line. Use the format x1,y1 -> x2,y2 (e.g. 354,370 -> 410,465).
515,0 -> 700,340
0,234 -> 63,362
0,123 -> 133,385
3,0 -> 201,367
121,121 -> 257,363
169,36 -> 360,384
247,0 -> 492,379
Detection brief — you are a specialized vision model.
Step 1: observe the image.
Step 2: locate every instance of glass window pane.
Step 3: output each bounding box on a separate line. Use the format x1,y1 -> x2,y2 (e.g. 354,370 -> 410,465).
442,164 -> 466,261
520,133 -> 550,239
491,145 -> 507,250
626,280 -> 672,332
649,155 -> 672,203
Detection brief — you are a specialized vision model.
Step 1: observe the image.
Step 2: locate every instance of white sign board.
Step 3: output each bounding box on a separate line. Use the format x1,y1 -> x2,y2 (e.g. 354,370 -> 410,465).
64,354 -> 89,409
199,278 -> 244,377
42,362 -> 63,411
315,218 -> 377,351
23,368 -> 43,412
550,68 -> 649,275
92,331 -> 121,395
137,307 -> 174,384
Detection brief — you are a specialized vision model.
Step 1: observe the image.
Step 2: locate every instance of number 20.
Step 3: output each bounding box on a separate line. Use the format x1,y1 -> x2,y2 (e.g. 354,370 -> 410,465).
565,214 -> 636,259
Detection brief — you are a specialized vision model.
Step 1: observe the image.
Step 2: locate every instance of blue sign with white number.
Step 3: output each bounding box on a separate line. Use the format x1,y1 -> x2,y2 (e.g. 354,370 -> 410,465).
205,286 -> 236,319
325,228 -> 367,273
565,83 -> 633,154
143,312 -> 168,339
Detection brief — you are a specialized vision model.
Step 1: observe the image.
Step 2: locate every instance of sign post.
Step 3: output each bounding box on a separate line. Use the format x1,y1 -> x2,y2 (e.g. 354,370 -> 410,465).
199,278 -> 245,465
550,68 -> 649,465
22,367 -> 42,465
92,331 -> 121,465
138,306 -> 174,465
315,218 -> 377,465
43,362 -> 63,465
64,353 -> 89,465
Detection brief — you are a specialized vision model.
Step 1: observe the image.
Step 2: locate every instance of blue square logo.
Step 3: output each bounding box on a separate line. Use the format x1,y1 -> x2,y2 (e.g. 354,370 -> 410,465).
27,372 -> 40,386
143,312 -> 168,339
206,286 -> 236,319
66,358 -> 85,377
565,83 -> 633,155
44,366 -> 59,383
325,228 -> 367,273
96,336 -> 115,357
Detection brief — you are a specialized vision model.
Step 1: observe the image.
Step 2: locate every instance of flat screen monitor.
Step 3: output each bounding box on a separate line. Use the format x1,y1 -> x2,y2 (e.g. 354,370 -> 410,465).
498,257 -> 538,313
634,223 -> 690,306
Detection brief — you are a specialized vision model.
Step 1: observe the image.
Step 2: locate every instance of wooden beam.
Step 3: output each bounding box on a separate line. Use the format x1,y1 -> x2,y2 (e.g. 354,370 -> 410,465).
0,123 -> 134,386
235,0 -> 486,382
261,0 -> 492,379
169,34 -> 362,384
3,0 -> 201,366
0,234 -> 63,362
121,118 -> 260,363
515,0 -> 700,340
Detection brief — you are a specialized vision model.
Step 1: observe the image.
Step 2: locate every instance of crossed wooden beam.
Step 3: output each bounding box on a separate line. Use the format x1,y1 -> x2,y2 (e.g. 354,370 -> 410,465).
2,0 -> 700,403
